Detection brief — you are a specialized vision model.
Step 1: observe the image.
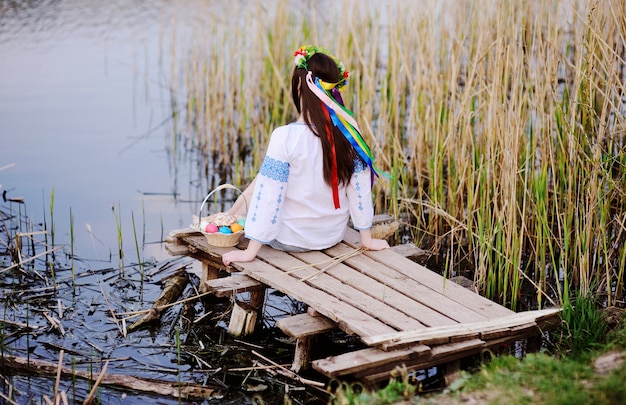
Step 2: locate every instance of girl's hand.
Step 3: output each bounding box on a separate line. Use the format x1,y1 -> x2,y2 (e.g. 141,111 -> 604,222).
222,249 -> 255,265
363,238 -> 390,251
221,240 -> 263,266
359,228 -> 390,251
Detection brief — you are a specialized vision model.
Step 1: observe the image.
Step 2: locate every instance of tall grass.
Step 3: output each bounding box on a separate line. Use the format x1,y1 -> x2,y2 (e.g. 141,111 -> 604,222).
169,0 -> 626,310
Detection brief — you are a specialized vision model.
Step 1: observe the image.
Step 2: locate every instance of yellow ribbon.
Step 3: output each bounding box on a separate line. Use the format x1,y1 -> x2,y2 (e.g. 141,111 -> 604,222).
318,79 -> 344,91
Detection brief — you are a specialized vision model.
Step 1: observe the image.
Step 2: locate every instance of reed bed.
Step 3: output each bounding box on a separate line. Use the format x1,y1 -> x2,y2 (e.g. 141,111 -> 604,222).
169,0 -> 626,310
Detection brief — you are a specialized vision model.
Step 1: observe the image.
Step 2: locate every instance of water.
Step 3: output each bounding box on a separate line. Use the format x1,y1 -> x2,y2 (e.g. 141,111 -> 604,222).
0,0 -> 207,260
0,1 -> 325,403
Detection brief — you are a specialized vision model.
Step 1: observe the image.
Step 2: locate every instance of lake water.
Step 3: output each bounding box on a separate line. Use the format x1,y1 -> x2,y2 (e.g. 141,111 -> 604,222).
0,0 -> 220,261
0,1 -> 328,403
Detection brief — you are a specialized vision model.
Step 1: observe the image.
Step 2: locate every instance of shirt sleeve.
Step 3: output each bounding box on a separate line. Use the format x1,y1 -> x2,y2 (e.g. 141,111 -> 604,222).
244,128 -> 290,243
346,158 -> 374,230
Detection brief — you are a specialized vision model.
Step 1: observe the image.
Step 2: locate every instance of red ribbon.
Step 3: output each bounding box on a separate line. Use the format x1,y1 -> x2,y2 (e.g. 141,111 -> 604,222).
322,103 -> 340,209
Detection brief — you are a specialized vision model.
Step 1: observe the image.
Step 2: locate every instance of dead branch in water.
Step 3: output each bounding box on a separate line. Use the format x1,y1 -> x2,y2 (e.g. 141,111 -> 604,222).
126,270 -> 189,332
0,355 -> 218,401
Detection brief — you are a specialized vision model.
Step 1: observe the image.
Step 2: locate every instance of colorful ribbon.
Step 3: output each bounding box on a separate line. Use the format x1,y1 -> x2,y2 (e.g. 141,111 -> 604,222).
305,72 -> 388,185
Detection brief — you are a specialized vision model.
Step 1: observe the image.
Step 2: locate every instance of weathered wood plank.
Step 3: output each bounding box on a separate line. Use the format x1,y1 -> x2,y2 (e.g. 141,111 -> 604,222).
312,344 -> 431,378
227,247 -> 397,338
358,339 -> 486,383
276,313 -> 336,339
164,242 -> 190,256
255,248 -> 425,332
325,243 -> 486,324
363,308 -> 560,349
480,327 -> 512,340
292,247 -> 456,328
281,250 -> 427,331
204,274 -> 265,297
342,228 -> 514,319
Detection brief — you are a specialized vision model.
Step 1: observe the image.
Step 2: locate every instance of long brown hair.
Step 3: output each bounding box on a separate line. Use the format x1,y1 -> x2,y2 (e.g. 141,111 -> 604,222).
291,52 -> 360,187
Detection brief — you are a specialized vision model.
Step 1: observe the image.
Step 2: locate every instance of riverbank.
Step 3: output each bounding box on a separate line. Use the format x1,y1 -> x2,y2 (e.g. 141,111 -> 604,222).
331,307 -> 626,405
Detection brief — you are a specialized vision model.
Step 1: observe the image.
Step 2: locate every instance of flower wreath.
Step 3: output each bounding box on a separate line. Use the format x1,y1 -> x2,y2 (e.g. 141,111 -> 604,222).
293,45 -> 349,89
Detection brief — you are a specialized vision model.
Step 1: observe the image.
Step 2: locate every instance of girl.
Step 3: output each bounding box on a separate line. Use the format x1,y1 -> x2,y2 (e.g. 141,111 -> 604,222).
222,45 -> 389,266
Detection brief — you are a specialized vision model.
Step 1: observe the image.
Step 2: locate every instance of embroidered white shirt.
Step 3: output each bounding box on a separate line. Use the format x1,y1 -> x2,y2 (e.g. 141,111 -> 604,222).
244,123 -> 374,250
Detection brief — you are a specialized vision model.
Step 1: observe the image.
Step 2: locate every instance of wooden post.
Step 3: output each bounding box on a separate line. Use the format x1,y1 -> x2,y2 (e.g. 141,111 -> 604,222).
249,287 -> 266,312
292,337 -> 311,372
227,288 -> 266,337
200,262 -> 220,293
228,301 -> 257,337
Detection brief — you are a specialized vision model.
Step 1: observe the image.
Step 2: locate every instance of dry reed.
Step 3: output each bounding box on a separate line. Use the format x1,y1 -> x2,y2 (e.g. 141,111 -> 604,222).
169,0 -> 626,309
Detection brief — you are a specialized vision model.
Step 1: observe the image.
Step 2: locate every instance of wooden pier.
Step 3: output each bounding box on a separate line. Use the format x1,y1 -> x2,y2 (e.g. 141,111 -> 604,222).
165,225 -> 561,384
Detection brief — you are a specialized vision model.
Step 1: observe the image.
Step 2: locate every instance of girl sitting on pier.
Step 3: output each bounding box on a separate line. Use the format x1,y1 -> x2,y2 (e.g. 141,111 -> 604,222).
222,45 -> 389,266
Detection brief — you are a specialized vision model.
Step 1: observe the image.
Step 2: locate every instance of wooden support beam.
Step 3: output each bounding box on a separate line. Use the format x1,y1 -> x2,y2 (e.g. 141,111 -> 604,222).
291,336 -> 312,373
363,308 -> 561,349
312,344 -> 431,378
276,313 -> 337,372
276,313 -> 336,339
204,275 -> 264,297
358,339 -> 485,384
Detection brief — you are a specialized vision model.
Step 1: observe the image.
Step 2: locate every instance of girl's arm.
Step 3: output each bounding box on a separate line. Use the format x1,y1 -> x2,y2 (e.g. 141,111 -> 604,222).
227,178 -> 256,217
222,240 -> 263,265
358,228 -> 389,251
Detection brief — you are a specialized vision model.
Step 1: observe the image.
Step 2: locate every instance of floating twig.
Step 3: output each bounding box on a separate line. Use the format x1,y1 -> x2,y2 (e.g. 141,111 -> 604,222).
91,270 -> 126,337
251,350 -> 325,389
54,350 -> 64,402
120,290 -> 213,320
83,360 -> 108,405
1,245 -> 64,274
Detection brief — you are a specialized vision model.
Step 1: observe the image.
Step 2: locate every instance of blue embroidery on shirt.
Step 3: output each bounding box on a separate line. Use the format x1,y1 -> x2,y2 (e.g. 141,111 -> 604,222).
259,156 -> 290,182
251,183 -> 264,222
354,173 -> 364,211
354,158 -> 366,173
271,186 -> 285,224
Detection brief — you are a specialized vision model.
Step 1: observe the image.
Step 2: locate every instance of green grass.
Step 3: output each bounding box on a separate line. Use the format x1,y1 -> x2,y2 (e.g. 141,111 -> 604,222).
331,305 -> 626,405
332,335 -> 626,405
555,293 -> 609,357
444,350 -> 625,405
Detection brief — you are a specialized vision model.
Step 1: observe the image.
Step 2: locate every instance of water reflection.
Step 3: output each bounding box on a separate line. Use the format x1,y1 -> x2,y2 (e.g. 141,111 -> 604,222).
0,1 -> 308,403
0,0 -> 203,259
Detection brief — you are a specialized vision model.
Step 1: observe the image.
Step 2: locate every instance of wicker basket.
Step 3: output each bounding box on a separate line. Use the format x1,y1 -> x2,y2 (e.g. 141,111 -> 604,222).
192,184 -> 247,247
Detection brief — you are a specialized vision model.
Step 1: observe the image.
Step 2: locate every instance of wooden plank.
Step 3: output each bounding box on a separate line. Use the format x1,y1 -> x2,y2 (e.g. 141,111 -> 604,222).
284,250 -> 428,331
168,227 -> 200,238
292,247 -> 456,327
254,248 -> 425,332
510,322 -> 539,335
480,327 -> 512,340
180,235 -> 231,270
204,275 -> 265,297
358,339 -> 485,383
325,243 -> 486,324
363,309 -> 561,349
312,344 -> 431,378
275,313 -> 336,339
227,248 -> 397,338
342,228 -> 514,319
449,331 -> 481,343
164,243 -> 190,256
